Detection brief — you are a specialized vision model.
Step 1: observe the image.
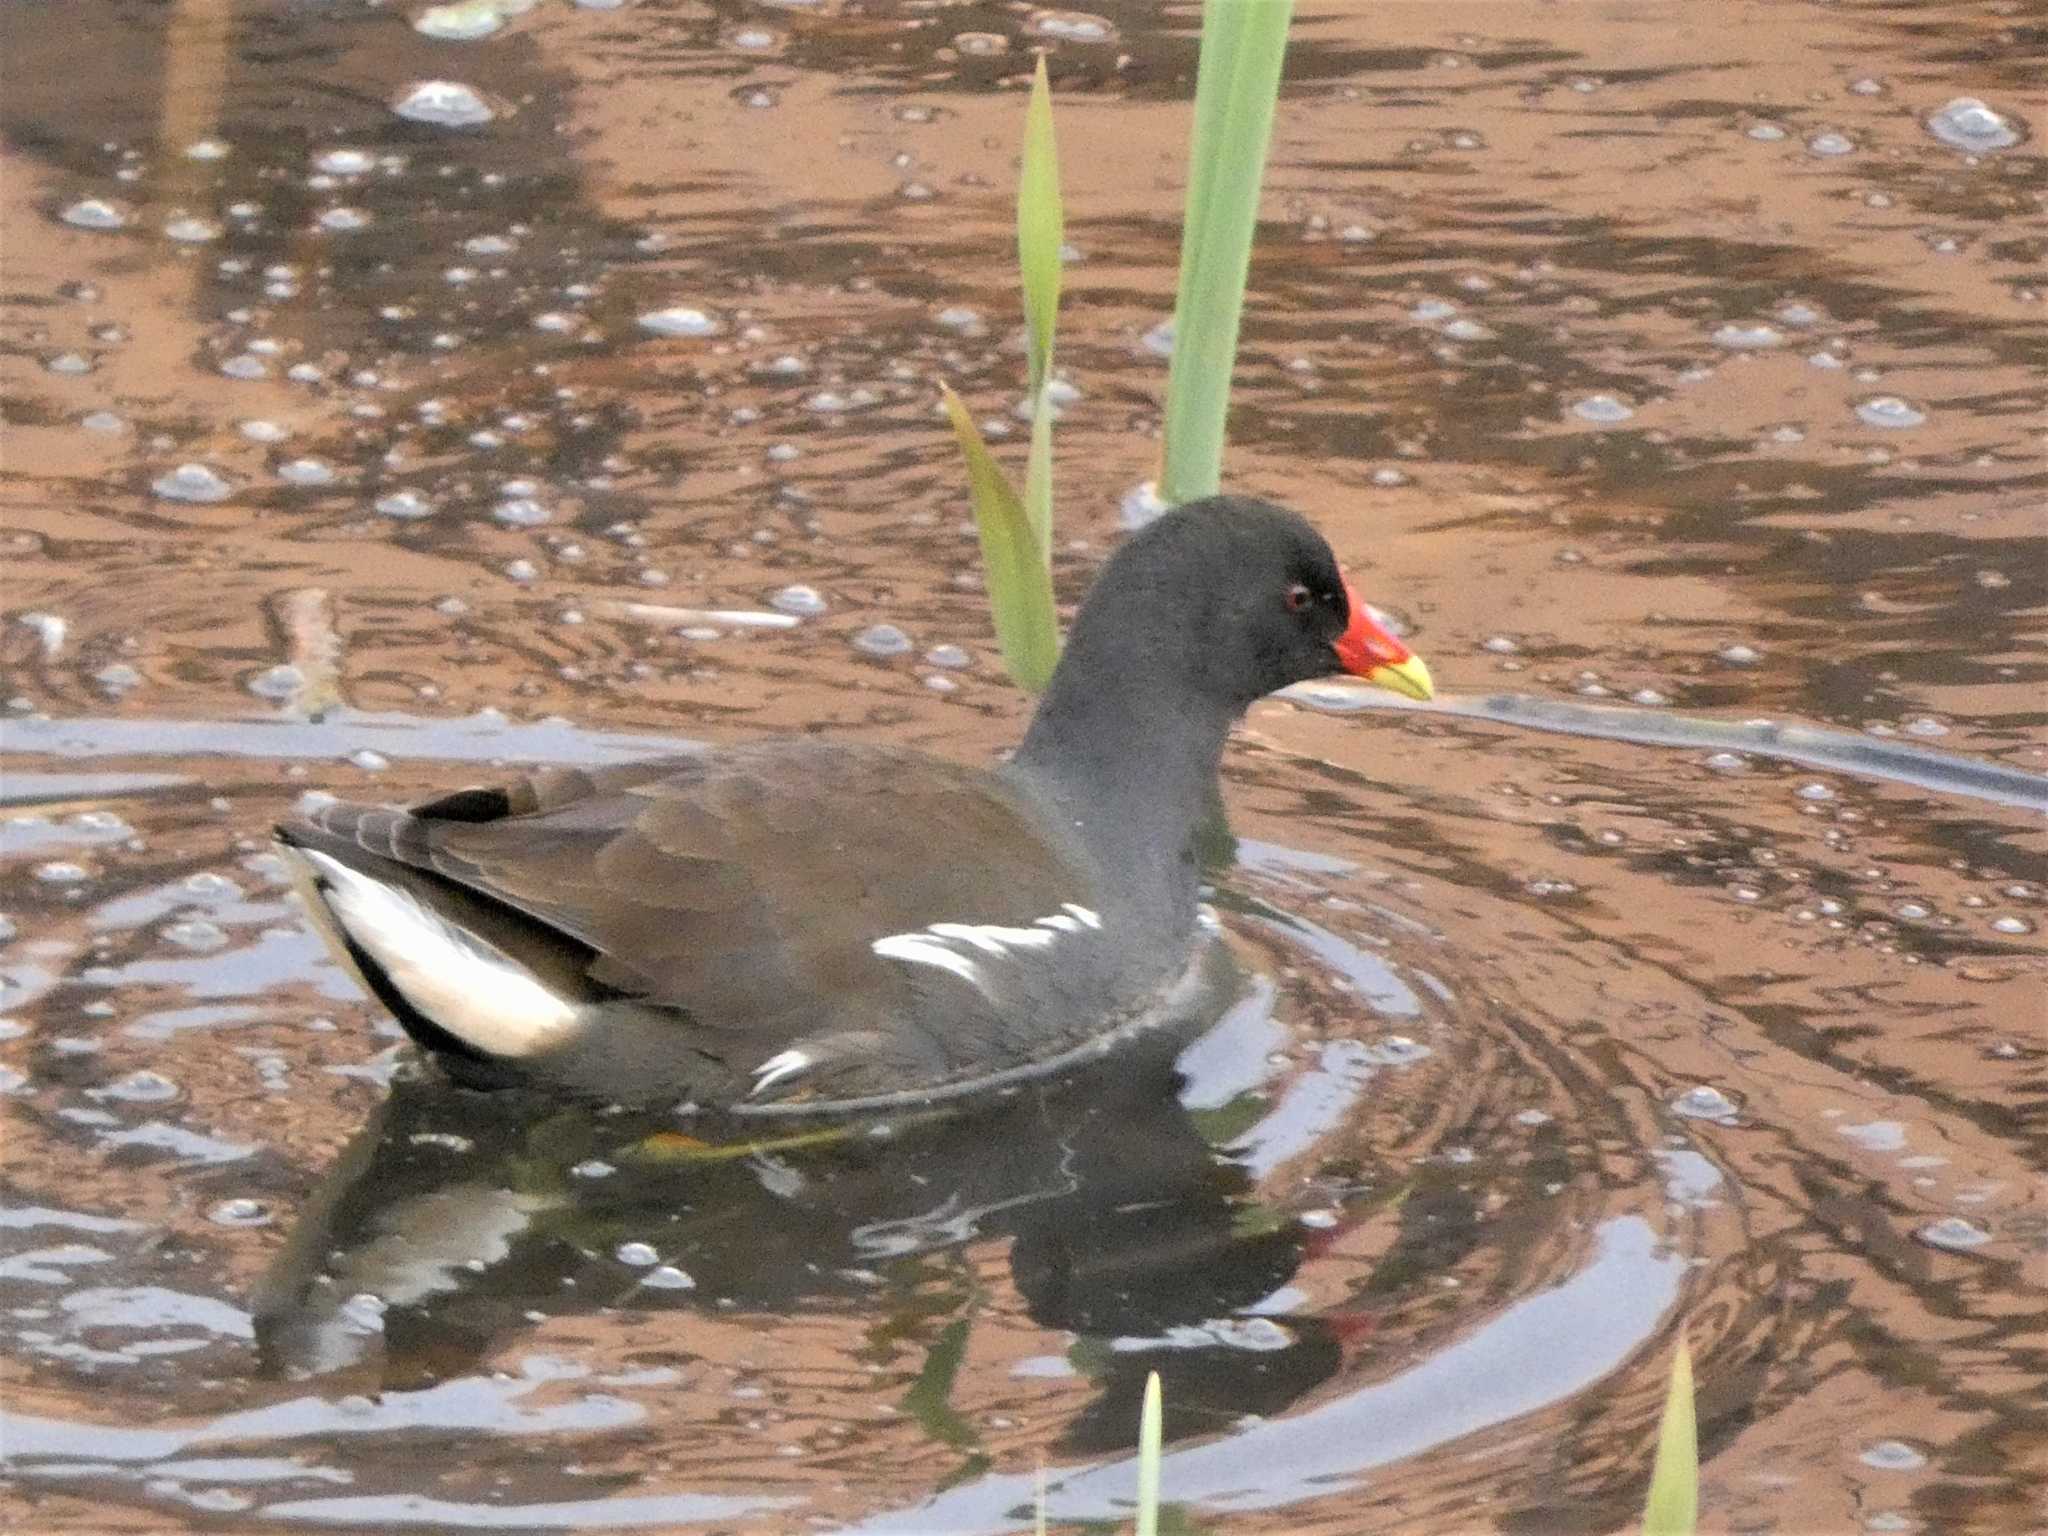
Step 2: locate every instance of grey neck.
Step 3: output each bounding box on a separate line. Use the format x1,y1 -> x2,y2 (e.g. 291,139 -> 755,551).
1007,664 -> 1237,931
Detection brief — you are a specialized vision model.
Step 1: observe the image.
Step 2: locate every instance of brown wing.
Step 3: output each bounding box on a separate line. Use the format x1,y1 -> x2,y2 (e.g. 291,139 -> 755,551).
385,742 -> 1093,1029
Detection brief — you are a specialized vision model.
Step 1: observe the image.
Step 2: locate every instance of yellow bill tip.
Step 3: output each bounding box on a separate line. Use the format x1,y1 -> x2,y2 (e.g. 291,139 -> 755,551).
1366,653 -> 1434,702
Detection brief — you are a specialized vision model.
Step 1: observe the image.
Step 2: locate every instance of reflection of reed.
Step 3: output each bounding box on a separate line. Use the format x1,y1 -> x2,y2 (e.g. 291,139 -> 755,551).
157,0 -> 234,252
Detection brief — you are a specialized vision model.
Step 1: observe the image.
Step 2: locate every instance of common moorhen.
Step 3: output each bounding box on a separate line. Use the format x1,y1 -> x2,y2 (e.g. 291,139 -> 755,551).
277,495 -> 1432,1112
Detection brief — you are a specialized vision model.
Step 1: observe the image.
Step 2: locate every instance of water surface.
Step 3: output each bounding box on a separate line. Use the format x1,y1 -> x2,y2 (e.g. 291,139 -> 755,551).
3,2 -> 2042,1532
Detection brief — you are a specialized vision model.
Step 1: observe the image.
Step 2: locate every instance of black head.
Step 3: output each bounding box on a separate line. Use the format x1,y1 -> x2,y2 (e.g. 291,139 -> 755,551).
1061,495 -> 1421,711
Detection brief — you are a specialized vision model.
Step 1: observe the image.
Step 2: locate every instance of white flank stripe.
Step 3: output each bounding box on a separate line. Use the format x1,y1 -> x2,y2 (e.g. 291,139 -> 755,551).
928,921 -> 1058,952
301,850 -> 580,1058
871,904 -> 1099,993
871,933 -> 985,988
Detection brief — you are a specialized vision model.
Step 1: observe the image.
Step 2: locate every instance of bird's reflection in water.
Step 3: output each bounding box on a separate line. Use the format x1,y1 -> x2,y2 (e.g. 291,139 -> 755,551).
253,950 -> 1347,1453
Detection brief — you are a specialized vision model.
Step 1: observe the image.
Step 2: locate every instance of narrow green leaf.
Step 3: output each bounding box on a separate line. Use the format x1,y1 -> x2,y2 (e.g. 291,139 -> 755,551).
1017,53 -> 1064,564
1643,1335 -> 1699,1536
1135,1369 -> 1163,1536
940,383 -> 1060,693
1024,389 -> 1055,569
1161,0 -> 1294,505
1017,53 -> 1064,400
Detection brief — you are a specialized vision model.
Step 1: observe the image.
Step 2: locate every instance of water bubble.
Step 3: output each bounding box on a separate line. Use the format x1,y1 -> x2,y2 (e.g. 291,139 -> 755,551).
153,464 -> 235,503
1362,1036 -> 1433,1066
1859,1440 -> 1928,1471
615,1240 -> 660,1267
493,497 -> 550,527
247,663 -> 304,700
641,1264 -> 695,1290
163,215 -> 224,243
208,1198 -> 272,1227
162,919 -> 228,953
1806,130 -> 1856,157
1923,97 -> 2025,152
97,1069 -> 180,1102
728,26 -> 777,50
1571,394 -> 1634,424
1027,10 -> 1115,42
1902,716 -> 1948,738
1140,318 -> 1175,358
925,644 -> 971,670
94,663 -> 142,694
278,458 -> 336,487
313,147 -> 375,176
1718,643 -> 1761,666
1671,1084 -> 1740,1121
1711,323 -> 1784,350
220,354 -> 269,380
1990,915 -> 2033,936
374,490 -> 435,520
952,31 -> 1009,56
348,749 -> 390,772
81,410 -> 126,434
1854,395 -> 1927,429
1915,1216 -> 1990,1252
415,0 -> 523,40
62,198 -> 131,230
636,307 -> 720,338
1796,782 -> 1835,801
769,585 -> 826,617
317,207 -> 370,232
1746,121 -> 1788,142
854,623 -> 913,658
390,80 -> 498,128
1441,317 -> 1494,341
1120,480 -> 1169,529
35,861 -> 90,885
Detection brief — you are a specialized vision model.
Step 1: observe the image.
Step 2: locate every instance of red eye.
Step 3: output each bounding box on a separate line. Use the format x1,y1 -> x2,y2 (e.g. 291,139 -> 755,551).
1285,584 -> 1314,613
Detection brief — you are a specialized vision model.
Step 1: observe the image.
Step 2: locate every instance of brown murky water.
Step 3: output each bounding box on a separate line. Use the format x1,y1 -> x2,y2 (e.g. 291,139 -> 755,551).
3,2 -> 2043,1532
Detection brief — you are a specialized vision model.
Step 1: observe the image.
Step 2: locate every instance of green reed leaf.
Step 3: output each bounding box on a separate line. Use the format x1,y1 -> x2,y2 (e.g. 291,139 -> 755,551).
1136,1369 -> 1163,1536
1019,53 -> 1064,400
1643,1335 -> 1699,1536
1018,52 -> 1064,564
1162,0 -> 1294,505
941,383 -> 1060,693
